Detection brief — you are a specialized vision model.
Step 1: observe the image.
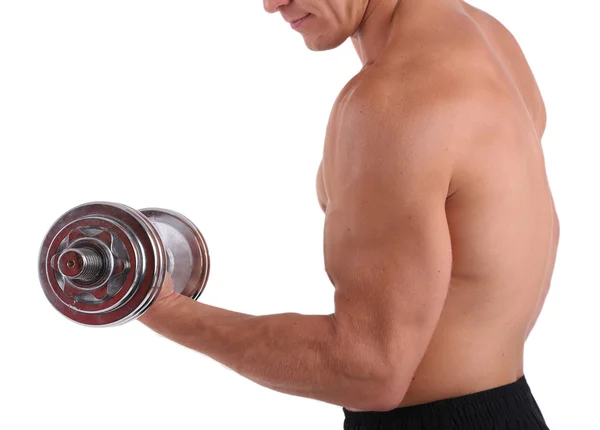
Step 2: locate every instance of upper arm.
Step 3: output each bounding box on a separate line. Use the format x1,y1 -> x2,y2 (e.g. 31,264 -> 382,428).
323,81 -> 456,400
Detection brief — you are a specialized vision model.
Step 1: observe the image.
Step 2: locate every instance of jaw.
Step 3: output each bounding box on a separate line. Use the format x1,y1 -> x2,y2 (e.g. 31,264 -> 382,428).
298,16 -> 355,52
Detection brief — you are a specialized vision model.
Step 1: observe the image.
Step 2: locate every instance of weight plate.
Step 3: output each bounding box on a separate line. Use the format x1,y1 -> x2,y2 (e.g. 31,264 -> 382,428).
38,202 -> 166,327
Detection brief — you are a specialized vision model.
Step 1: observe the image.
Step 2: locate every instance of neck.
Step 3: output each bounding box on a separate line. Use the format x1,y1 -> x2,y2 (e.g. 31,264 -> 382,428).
351,0 -> 398,66
351,0 -> 463,67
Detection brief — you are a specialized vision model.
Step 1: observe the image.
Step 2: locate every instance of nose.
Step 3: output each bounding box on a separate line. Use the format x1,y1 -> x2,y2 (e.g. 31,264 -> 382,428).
263,0 -> 291,14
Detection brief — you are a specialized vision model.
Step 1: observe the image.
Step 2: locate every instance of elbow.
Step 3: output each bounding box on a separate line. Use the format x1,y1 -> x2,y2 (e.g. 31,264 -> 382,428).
361,375 -> 409,412
343,365 -> 410,412
330,320 -> 410,411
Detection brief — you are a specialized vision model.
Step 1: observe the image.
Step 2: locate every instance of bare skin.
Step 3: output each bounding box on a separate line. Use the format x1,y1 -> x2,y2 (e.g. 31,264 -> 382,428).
139,0 -> 559,414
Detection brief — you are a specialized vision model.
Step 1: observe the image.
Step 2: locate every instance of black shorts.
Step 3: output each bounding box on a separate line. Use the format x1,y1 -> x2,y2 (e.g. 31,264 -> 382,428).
342,375 -> 549,429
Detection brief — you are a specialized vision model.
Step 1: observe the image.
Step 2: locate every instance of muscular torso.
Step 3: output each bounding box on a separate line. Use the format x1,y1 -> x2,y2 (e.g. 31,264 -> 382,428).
317,2 -> 559,410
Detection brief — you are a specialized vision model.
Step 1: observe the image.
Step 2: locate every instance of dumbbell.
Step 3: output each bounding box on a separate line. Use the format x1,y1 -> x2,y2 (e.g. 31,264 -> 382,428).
38,202 -> 210,327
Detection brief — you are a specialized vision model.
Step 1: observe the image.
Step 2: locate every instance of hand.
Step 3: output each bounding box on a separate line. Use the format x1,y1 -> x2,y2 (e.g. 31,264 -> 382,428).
138,272 -> 181,323
155,271 -> 177,303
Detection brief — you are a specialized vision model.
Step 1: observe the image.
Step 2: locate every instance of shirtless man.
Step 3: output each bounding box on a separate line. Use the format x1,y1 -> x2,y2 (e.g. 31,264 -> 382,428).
138,0 -> 558,428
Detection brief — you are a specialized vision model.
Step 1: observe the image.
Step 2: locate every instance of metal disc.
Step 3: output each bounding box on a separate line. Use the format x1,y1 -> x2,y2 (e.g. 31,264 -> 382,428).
140,208 -> 210,301
38,202 -> 166,327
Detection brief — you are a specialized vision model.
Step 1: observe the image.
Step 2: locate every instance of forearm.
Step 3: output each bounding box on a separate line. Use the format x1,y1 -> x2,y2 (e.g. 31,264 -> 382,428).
138,295 -> 392,410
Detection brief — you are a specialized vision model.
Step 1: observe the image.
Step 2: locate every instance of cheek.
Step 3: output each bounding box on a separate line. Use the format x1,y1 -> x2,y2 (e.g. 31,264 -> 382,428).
329,0 -> 366,32
316,5 -> 355,39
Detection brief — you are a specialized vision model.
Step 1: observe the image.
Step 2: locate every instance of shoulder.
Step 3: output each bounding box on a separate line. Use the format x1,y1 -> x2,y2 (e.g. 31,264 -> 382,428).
324,59 -> 510,198
327,63 -> 498,172
333,60 -> 501,142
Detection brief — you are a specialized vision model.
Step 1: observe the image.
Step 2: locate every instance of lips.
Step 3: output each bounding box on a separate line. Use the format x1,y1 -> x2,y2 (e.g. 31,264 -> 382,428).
289,13 -> 310,24
289,13 -> 310,30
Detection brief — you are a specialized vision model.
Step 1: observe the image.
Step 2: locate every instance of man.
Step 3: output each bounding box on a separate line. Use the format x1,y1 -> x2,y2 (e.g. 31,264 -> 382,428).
139,0 -> 558,428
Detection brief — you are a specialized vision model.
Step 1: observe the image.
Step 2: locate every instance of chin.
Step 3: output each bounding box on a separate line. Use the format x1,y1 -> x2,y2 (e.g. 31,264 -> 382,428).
303,33 -> 347,52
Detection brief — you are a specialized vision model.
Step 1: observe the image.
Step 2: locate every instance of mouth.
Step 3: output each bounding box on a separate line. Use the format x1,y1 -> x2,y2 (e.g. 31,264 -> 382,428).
290,13 -> 311,30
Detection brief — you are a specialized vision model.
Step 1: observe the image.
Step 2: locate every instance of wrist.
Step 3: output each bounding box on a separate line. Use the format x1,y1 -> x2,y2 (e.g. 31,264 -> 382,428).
138,292 -> 185,324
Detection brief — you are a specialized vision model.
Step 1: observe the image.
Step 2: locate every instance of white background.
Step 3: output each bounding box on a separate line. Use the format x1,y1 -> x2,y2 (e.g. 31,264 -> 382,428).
0,1 -> 598,428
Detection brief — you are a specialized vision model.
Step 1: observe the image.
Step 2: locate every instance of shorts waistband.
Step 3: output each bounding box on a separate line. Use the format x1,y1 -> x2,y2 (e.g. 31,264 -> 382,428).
343,375 -> 547,429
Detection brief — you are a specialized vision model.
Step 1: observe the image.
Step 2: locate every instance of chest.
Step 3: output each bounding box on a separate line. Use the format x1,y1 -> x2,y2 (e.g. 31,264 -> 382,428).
316,160 -> 327,213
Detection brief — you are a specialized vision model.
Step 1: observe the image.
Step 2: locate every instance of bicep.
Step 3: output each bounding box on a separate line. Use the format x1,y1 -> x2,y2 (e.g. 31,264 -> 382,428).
323,85 -> 454,384
325,191 -> 452,370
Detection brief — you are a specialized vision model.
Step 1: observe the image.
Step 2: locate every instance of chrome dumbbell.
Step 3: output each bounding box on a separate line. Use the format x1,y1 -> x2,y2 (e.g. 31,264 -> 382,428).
38,202 -> 210,326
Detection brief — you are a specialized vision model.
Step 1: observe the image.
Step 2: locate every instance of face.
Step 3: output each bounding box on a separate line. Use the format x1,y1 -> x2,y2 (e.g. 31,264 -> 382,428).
263,0 -> 369,51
